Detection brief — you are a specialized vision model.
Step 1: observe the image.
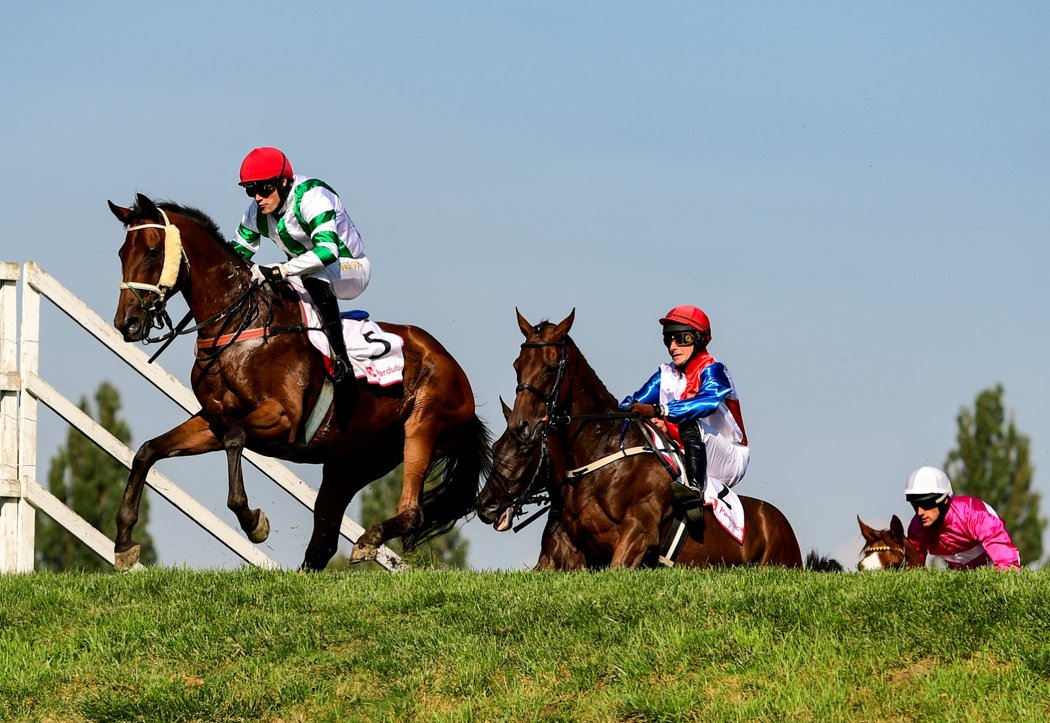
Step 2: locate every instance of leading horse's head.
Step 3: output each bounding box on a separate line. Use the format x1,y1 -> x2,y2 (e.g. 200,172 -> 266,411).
857,515 -> 924,570
108,193 -> 188,342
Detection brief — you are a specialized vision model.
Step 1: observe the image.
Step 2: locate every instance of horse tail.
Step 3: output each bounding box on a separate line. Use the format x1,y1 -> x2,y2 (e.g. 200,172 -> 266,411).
805,550 -> 844,572
402,414 -> 493,551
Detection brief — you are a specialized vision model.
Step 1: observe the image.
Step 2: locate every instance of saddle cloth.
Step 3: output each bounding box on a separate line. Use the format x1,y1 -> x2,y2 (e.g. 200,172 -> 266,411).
288,277 -> 405,386
642,422 -> 745,544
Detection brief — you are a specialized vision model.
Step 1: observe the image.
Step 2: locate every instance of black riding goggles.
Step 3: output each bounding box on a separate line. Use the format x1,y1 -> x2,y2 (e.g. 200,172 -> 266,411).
663,330 -> 699,348
242,178 -> 281,198
907,493 -> 947,510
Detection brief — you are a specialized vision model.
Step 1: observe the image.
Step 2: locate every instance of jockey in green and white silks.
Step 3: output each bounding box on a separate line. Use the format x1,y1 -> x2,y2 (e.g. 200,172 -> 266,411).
235,146 -> 369,382
233,178 -> 370,299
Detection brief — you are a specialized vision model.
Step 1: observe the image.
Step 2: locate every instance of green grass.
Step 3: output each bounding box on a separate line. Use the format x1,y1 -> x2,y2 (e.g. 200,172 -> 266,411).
1,567 -> 1048,722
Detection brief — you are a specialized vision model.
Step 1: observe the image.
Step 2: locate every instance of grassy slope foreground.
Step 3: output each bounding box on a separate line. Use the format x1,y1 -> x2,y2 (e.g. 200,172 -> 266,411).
1,567 -> 1048,722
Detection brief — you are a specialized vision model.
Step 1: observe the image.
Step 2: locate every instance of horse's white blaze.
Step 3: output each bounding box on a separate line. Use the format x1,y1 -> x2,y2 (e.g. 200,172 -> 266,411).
858,554 -> 884,571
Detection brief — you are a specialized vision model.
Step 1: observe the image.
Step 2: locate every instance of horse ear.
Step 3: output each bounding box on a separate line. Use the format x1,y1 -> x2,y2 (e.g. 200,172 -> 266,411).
500,396 -> 512,420
857,516 -> 878,542
107,200 -> 133,224
135,193 -> 157,213
516,308 -> 533,338
889,514 -> 905,539
554,308 -> 576,337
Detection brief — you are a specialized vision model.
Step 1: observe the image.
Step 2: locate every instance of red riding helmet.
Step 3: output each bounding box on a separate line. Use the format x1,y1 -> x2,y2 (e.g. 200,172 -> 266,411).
659,305 -> 711,338
239,147 -> 294,183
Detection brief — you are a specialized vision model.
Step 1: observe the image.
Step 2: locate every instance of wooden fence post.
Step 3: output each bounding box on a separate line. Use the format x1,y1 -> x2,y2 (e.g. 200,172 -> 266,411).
1,262 -> 33,572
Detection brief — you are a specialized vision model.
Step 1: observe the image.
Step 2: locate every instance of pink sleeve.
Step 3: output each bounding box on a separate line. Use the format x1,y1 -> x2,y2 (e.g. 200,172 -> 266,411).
906,517 -> 929,566
970,508 -> 1021,570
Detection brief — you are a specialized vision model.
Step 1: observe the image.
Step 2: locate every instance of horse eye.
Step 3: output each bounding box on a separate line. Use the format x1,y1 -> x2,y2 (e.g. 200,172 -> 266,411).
145,246 -> 162,260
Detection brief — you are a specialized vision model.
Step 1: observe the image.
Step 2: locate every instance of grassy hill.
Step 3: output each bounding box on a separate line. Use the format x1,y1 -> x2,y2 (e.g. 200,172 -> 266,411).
1,567 -> 1048,722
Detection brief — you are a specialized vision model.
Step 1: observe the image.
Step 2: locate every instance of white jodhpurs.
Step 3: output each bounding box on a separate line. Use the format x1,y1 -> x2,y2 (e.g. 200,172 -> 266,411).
306,256 -> 372,301
700,420 -> 749,488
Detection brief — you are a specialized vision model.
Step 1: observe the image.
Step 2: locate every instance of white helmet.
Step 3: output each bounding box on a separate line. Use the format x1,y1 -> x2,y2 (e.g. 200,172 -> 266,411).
904,466 -> 953,503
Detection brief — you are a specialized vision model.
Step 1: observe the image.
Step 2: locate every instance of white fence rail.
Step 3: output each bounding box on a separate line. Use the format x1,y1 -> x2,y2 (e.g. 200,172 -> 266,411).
0,261 -> 403,572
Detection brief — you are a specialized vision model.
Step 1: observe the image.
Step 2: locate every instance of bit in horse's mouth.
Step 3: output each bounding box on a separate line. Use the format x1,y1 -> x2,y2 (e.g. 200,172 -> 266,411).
495,507 -> 514,532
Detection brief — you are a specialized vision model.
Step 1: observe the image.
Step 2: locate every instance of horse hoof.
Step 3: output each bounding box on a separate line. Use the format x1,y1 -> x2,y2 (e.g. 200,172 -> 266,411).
349,542 -> 378,563
248,510 -> 270,543
114,544 -> 141,571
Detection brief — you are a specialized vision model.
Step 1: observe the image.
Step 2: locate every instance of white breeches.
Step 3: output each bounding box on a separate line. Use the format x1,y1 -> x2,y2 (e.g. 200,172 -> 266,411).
306,256 -> 372,301
699,420 -> 749,488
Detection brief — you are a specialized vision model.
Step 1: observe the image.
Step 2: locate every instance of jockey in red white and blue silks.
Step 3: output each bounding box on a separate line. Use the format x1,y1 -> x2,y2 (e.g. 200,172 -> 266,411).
620,305 -> 749,490
621,351 -> 749,488
907,496 -> 1021,570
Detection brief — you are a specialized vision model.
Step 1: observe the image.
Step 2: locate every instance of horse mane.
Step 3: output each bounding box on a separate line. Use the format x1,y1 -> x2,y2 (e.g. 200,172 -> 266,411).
127,199 -> 244,266
532,320 -> 618,409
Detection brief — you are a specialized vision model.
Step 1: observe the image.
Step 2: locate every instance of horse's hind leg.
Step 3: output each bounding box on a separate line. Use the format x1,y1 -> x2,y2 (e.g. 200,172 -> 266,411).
222,425 -> 268,543
116,414 -> 221,570
350,425 -> 435,563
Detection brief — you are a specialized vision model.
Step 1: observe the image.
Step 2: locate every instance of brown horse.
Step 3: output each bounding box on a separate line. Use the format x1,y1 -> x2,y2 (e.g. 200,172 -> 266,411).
108,193 -> 490,570
475,310 -> 808,570
857,515 -> 924,570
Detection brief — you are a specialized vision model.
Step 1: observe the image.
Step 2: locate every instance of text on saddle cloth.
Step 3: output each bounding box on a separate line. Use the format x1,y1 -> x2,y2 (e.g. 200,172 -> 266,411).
288,278 -> 405,386
641,422 -> 745,544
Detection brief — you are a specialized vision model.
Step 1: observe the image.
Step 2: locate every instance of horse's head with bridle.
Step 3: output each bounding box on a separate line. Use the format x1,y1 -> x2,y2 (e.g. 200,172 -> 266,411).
476,309 -> 582,531
108,193 -> 193,343
108,193 -> 282,361
857,514 -> 924,570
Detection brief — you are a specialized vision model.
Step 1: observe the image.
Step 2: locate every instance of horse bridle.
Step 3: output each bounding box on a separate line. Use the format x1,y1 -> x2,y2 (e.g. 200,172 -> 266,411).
120,208 -> 190,342
502,338 -> 667,531
502,338 -> 571,520
860,542 -> 911,570
119,207 -> 272,363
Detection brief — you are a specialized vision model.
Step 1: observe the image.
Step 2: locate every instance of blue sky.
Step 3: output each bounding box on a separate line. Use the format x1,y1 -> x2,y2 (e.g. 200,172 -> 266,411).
3,3 -> 1048,569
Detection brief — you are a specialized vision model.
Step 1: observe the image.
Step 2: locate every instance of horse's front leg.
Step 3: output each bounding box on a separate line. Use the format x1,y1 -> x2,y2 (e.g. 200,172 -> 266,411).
609,512 -> 662,569
116,414 -> 221,570
221,399 -> 297,544
537,514 -> 587,570
301,460 -> 376,571
222,426 -> 268,543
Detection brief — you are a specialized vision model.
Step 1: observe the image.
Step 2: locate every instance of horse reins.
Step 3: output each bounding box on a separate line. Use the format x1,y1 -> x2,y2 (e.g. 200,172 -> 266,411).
506,337 -> 676,530
120,206 -> 309,365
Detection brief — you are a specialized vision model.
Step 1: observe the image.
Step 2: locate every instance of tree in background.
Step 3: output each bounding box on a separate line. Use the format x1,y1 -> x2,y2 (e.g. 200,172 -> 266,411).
36,382 -> 157,570
347,463 -> 469,569
944,384 -> 1045,566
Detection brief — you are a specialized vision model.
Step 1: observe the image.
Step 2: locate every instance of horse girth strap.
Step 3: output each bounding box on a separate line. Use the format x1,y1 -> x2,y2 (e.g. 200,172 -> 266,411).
195,324 -> 308,353
565,446 -> 653,480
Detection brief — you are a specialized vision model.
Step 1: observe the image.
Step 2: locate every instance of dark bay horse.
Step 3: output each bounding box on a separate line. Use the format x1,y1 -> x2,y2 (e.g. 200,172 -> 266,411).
857,515 -> 924,570
475,310 -> 806,570
108,193 -> 490,570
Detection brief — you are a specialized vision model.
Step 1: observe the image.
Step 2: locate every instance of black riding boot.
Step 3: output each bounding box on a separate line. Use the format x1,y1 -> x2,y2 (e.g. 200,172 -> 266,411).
679,420 -> 708,496
303,278 -> 351,383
